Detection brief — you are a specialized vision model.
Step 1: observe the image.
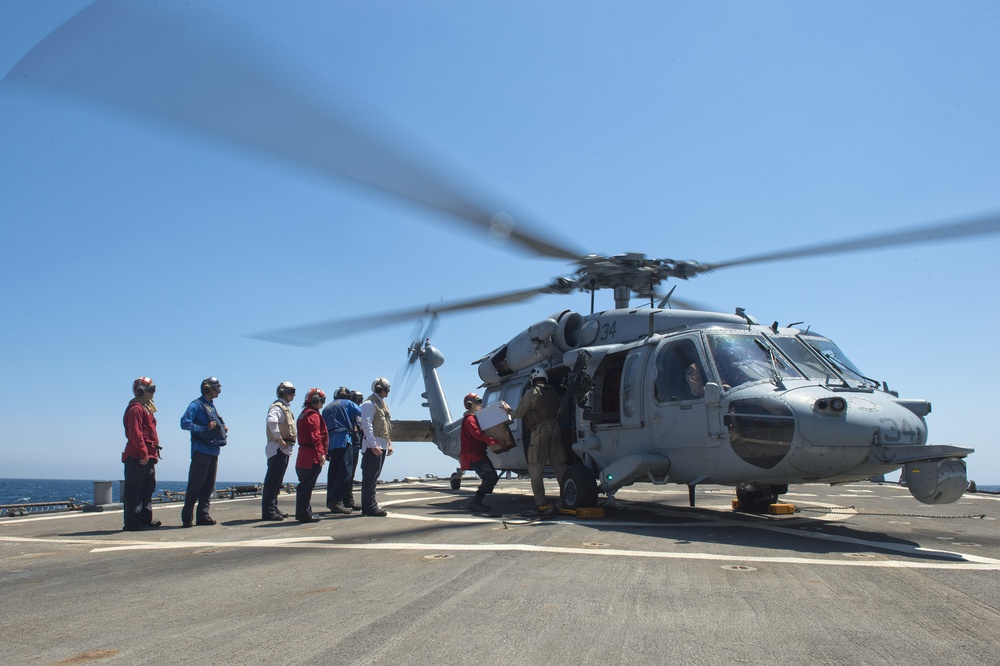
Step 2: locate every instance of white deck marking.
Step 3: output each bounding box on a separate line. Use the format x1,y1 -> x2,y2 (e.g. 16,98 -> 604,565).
2,490 -> 996,570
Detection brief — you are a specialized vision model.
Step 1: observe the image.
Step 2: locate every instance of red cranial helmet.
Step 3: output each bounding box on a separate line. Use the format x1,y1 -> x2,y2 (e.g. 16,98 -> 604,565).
133,377 -> 155,397
305,388 -> 326,406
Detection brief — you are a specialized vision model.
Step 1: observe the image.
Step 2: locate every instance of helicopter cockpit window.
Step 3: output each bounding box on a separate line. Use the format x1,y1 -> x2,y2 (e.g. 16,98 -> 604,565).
654,338 -> 708,403
802,337 -> 876,388
707,333 -> 803,389
769,336 -> 846,384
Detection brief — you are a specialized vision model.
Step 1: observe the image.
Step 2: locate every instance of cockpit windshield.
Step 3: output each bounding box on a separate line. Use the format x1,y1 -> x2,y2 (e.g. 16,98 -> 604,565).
706,333 -> 803,389
769,336 -> 846,384
801,336 -> 875,387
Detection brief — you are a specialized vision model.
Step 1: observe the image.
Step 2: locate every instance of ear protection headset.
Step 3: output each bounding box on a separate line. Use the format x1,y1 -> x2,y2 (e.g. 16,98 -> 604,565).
372,377 -> 391,393
201,377 -> 221,395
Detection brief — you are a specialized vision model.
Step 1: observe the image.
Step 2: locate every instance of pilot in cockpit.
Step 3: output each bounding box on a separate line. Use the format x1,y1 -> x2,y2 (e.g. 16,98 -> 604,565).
685,363 -> 705,398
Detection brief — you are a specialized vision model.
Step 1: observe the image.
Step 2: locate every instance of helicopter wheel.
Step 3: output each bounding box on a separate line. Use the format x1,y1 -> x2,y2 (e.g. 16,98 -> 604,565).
735,482 -> 777,513
450,472 -> 462,490
561,464 -> 599,510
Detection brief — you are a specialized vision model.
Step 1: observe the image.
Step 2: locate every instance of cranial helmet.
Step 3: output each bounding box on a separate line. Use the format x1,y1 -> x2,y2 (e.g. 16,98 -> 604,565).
201,377 -> 221,395
133,376 -> 155,397
305,388 -> 326,406
464,392 -> 482,409
276,381 -> 296,398
372,377 -> 391,393
528,367 -> 548,383
334,386 -> 351,400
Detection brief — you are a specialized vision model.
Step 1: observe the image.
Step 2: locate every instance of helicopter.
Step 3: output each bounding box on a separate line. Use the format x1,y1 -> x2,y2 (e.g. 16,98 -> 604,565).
329,245 -> 981,513
6,1 -> 997,512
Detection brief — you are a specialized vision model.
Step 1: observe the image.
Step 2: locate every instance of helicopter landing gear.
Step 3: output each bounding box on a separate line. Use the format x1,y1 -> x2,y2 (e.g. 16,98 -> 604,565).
561,464 -> 599,510
735,482 -> 783,513
450,471 -> 462,490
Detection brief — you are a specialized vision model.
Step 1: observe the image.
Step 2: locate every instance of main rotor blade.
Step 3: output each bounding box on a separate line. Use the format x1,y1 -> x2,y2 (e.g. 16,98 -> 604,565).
249,285 -> 556,346
704,212 -> 1000,272
2,0 -> 582,262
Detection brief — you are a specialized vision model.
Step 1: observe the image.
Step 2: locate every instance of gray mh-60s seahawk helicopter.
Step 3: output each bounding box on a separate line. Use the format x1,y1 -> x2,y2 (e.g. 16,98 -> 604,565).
9,0 -> 998,512
259,214 -> 997,512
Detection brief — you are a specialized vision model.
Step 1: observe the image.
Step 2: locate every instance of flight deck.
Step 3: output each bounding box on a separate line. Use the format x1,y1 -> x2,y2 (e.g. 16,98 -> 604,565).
2,479 -> 998,665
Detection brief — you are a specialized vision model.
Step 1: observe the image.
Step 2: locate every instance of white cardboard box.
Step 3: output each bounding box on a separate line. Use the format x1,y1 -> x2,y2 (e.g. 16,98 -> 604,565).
475,402 -> 511,431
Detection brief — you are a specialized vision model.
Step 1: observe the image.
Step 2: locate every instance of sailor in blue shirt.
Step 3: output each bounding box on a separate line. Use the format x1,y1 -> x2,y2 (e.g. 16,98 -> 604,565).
180,377 -> 227,527
322,386 -> 363,513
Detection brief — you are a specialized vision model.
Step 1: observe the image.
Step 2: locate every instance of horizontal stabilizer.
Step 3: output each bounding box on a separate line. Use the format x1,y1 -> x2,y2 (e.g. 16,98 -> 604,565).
392,420 -> 435,443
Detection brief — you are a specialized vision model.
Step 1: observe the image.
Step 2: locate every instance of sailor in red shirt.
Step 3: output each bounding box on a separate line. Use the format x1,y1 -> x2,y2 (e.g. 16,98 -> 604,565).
460,392 -> 500,513
122,376 -> 161,531
295,388 -> 329,523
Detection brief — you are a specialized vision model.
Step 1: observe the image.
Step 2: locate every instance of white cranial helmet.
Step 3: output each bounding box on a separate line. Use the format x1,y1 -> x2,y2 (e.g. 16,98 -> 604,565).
528,367 -> 548,383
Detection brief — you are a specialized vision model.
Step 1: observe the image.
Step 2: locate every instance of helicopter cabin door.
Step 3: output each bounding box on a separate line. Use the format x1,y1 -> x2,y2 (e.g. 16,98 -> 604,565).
619,346 -> 648,429
649,336 -> 722,451
588,344 -> 650,430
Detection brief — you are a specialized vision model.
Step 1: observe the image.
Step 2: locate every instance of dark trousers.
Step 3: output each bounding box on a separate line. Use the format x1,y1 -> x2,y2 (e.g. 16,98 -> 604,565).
123,458 -> 156,529
470,457 -> 499,501
360,448 -> 387,512
346,445 -> 361,506
262,452 -> 290,518
295,464 -> 323,520
326,446 -> 353,509
182,451 -> 218,523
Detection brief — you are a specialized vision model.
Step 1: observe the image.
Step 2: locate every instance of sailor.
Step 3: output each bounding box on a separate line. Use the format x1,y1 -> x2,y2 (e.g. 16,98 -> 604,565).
503,368 -> 567,512
322,386 -> 363,514
294,388 -> 328,523
345,390 -> 365,509
460,392 -> 500,513
180,377 -> 227,527
121,376 -> 161,531
360,377 -> 394,517
262,381 -> 297,521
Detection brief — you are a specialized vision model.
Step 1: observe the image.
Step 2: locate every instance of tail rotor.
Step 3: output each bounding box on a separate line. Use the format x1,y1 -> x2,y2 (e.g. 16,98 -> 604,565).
392,316 -> 439,404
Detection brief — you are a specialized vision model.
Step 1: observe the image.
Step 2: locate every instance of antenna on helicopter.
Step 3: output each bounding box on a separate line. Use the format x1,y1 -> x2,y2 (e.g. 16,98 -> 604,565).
656,286 -> 677,310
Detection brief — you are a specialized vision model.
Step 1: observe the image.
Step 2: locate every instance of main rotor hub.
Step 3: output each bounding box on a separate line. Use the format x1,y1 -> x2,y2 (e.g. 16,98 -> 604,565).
569,254 -> 710,301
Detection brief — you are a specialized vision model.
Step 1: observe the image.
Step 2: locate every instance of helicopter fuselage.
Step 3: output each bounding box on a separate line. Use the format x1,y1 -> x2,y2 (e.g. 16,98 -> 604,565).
413,307 -> 971,507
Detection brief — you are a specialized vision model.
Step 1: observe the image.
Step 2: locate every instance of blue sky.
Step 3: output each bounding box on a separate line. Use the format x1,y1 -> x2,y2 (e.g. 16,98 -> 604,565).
1,1 -> 998,486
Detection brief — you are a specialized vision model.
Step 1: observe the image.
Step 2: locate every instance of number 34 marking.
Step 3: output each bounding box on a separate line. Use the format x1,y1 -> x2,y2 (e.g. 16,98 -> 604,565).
879,418 -> 919,443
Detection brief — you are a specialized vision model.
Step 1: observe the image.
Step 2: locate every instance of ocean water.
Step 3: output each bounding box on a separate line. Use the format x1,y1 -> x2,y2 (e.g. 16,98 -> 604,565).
0,478 -> 258,506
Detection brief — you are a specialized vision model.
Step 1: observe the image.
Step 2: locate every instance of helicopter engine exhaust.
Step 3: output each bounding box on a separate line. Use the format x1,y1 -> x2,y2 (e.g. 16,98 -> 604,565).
478,311 -> 598,384
903,458 -> 968,504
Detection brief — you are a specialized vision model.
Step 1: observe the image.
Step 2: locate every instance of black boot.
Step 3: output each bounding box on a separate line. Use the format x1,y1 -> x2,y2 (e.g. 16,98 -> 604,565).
468,495 -> 490,513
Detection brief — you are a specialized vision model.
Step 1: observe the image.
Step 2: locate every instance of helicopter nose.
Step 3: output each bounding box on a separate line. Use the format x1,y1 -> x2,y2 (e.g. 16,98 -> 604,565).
783,391 -> 927,477
797,393 -> 927,449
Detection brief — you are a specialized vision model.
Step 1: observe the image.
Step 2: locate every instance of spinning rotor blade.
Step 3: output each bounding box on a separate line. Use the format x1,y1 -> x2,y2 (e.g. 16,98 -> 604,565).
2,0 -> 582,262
250,284 -> 558,347
703,212 -> 1000,272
